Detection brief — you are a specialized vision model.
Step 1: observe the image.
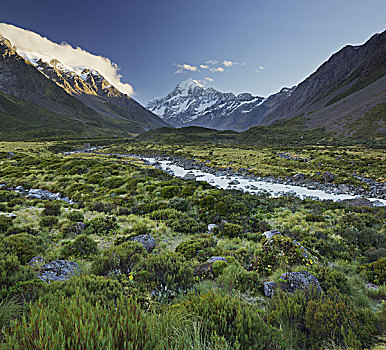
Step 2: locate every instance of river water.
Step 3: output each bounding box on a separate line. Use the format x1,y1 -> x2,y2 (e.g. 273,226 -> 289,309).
142,157 -> 386,206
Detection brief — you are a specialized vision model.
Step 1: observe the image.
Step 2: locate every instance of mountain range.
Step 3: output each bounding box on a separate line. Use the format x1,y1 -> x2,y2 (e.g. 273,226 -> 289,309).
0,28 -> 384,142
147,78 -> 295,131
148,30 -> 385,136
0,34 -> 167,140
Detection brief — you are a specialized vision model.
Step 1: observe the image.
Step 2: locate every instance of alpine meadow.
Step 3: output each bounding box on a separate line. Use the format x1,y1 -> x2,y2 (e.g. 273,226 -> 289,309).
0,2 -> 385,349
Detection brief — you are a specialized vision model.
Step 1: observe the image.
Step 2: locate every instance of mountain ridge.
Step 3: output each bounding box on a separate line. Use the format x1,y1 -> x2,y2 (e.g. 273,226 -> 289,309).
0,34 -> 168,139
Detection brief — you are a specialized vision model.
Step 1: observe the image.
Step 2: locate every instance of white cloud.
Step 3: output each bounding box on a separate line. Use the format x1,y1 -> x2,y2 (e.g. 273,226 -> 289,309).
255,65 -> 264,73
0,22 -> 134,95
210,67 -> 224,72
200,64 -> 209,69
259,66 -> 264,70
223,60 -> 233,67
206,59 -> 218,65
175,63 -> 198,73
204,77 -> 214,82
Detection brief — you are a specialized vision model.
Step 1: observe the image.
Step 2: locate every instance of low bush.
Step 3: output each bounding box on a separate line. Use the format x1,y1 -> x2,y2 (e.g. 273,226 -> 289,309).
0,216 -> 13,233
60,235 -> 98,260
3,295 -> 157,349
134,252 -> 194,300
42,201 -> 62,216
39,215 -> 59,228
221,223 -> 243,238
168,198 -> 190,212
3,233 -> 41,265
177,292 -> 276,349
86,216 -> 119,235
91,241 -> 147,277
66,210 -> 84,222
175,235 -> 221,262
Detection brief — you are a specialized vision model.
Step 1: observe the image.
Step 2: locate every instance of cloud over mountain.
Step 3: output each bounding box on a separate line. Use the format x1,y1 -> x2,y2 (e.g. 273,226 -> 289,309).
0,23 -> 134,95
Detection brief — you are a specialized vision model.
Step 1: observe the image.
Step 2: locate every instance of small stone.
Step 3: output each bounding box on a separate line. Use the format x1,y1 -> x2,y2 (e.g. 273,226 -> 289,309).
263,229 -> 281,240
207,224 -> 218,233
206,256 -> 226,263
130,234 -> 156,253
229,179 -> 240,185
29,256 -> 45,268
6,152 -> 15,159
264,281 -> 277,297
322,171 -> 334,183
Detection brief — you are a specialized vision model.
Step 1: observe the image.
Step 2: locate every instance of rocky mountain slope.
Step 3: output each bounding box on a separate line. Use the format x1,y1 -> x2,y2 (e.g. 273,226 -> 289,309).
147,78 -> 290,130
148,31 -> 385,136
257,30 -> 386,135
0,34 -> 167,139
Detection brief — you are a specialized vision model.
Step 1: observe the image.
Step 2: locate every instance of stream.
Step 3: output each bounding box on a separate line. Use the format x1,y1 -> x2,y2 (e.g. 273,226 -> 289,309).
141,157 -> 386,206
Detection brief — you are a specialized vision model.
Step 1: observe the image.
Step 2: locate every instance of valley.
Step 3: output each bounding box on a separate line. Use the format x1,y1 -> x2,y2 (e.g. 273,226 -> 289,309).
0,18 -> 385,350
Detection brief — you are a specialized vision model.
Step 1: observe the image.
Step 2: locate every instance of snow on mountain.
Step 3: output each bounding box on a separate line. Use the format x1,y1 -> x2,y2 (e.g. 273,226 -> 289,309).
147,78 -> 266,128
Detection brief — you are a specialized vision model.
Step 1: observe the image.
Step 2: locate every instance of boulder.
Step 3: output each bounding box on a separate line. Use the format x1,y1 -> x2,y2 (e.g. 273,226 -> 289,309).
183,172 -> 196,181
342,197 -> 374,207
262,229 -> 281,240
29,256 -> 45,268
207,223 -> 218,233
278,271 -> 323,294
292,173 -> 306,182
206,256 -> 227,263
264,281 -> 277,297
38,260 -> 79,283
130,234 -> 156,253
0,212 -> 17,219
322,171 -> 334,183
229,179 -> 240,185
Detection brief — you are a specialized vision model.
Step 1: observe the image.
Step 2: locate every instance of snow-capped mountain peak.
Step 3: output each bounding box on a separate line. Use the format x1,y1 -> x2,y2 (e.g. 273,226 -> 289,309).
147,79 -> 267,128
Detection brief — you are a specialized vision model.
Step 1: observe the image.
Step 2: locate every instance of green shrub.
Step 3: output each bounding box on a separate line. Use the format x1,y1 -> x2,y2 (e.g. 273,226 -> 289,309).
60,235 -> 98,260
309,264 -> 351,295
86,216 -> 119,235
250,235 -> 313,275
3,295 -> 157,349
42,201 -> 62,216
40,274 -> 123,305
217,263 -> 260,293
268,287 -> 376,349
150,209 -> 204,234
102,176 -> 125,189
221,223 -> 243,238
177,292 -> 275,349
175,235 -> 221,262
39,215 -> 59,228
160,185 -> 181,199
168,198 -> 190,212
359,257 -> 386,285
0,251 -> 39,299
66,210 -> 84,222
304,288 -> 370,348
3,234 -> 41,265
134,252 -> 194,299
0,215 -> 14,233
131,221 -> 151,235
92,241 -> 147,277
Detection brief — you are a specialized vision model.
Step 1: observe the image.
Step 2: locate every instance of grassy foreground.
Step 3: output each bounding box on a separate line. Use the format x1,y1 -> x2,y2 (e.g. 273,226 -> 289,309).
0,141 -> 385,349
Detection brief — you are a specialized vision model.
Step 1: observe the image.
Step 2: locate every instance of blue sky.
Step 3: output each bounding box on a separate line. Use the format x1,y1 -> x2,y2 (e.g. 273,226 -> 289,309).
1,0 -> 385,105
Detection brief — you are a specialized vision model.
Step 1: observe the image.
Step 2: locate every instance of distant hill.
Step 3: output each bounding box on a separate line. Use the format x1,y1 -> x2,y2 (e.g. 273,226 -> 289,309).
0,34 -> 168,140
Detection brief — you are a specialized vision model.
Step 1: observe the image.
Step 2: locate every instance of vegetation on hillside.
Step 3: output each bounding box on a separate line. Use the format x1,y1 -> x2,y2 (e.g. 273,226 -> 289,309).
0,142 -> 385,349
